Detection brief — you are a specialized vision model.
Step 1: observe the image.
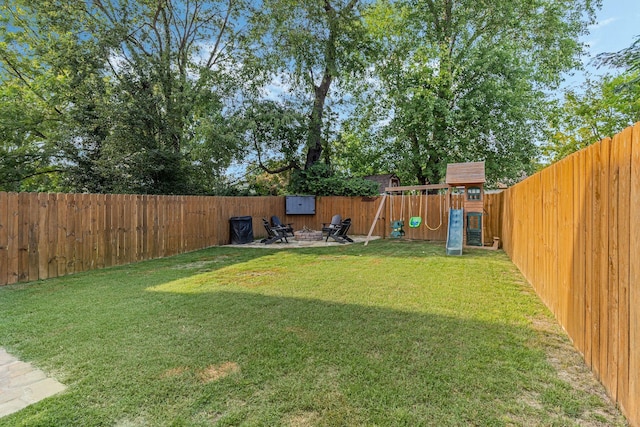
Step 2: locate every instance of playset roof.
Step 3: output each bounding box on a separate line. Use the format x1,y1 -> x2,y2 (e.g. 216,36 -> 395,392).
445,162 -> 486,185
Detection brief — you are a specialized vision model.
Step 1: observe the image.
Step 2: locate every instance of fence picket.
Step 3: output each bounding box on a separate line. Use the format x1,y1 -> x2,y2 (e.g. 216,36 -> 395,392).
628,123 -> 640,424
28,193 -> 39,282
608,132 -> 621,398
584,144 -> 594,369
617,126 -> 632,407
18,193 -> 29,282
0,193 -> 7,285
6,192 -> 19,284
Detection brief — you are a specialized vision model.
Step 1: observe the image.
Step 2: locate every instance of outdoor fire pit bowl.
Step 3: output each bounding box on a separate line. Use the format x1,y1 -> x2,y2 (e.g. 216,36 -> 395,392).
294,227 -> 323,241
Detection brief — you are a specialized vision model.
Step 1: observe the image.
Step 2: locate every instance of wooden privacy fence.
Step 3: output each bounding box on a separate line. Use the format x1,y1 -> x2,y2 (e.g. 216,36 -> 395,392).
0,194 -> 283,286
0,192 -> 504,286
502,122 -> 640,427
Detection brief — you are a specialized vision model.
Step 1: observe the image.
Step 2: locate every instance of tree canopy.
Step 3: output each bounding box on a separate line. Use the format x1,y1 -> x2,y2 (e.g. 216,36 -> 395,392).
340,0 -> 599,186
0,0 -> 601,194
1,0 -> 248,194
542,72 -> 640,163
542,34 -> 640,164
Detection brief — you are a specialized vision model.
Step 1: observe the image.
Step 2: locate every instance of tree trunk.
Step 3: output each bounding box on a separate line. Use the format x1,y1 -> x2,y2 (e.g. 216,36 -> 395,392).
304,72 -> 332,169
303,0 -> 357,170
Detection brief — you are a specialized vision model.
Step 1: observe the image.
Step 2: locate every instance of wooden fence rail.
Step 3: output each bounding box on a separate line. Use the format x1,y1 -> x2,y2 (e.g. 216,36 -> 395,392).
502,122 -> 640,427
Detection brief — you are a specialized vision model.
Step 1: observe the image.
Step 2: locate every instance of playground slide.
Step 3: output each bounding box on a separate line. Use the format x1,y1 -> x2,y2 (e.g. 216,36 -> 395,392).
446,208 -> 464,256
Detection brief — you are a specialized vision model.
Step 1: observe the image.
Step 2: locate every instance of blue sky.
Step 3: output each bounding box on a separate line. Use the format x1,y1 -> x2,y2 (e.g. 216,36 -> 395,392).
562,0 -> 640,90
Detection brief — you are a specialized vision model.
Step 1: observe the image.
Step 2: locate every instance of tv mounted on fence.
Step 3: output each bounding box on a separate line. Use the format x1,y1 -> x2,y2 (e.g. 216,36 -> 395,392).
285,196 -> 316,215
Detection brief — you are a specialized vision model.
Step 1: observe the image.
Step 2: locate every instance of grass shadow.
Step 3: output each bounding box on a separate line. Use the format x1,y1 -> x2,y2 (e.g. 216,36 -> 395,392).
0,241 -> 624,426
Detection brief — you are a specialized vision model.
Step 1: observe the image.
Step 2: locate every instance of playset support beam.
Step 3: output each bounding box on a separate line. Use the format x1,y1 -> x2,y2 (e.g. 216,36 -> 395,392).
383,184 -> 449,193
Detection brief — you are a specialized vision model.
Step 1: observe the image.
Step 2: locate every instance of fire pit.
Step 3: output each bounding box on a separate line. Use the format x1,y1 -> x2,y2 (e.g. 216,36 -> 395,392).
294,226 -> 323,241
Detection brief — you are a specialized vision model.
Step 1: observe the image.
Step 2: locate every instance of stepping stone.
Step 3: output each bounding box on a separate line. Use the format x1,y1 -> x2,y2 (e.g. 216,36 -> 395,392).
0,348 -> 66,418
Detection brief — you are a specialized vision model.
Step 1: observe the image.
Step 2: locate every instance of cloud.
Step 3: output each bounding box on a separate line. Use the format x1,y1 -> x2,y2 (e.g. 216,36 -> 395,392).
589,17 -> 618,30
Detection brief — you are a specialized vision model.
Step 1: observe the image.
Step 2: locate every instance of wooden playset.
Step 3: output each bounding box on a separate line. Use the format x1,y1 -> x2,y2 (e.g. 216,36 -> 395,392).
364,161 -> 492,255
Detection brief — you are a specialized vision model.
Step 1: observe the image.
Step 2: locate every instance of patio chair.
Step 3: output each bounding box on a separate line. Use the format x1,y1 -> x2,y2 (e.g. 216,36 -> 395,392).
327,218 -> 354,243
260,218 -> 289,244
321,214 -> 342,239
271,216 -> 294,237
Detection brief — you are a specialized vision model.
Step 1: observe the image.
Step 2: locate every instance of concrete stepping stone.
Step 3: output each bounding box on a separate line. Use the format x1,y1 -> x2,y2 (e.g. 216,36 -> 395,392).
0,348 -> 66,418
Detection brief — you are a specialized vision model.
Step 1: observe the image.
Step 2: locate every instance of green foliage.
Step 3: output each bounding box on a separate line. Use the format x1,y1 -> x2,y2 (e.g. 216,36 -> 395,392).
236,99 -> 307,173
0,0 -> 247,194
0,1 -> 80,191
0,83 -> 61,191
247,0 -> 372,170
597,34 -> 640,87
331,121 -> 391,178
542,72 -> 640,164
0,0 -> 606,193
236,164 -> 293,196
348,0 -> 599,186
288,162 -> 378,196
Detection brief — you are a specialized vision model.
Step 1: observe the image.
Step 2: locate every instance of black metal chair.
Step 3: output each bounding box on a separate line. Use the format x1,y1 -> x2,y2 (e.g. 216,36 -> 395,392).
271,216 -> 294,237
260,218 -> 289,244
327,218 -> 354,243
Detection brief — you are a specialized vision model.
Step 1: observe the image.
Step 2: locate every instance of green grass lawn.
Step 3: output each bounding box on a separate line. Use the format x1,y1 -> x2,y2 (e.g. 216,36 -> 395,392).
0,240 -> 626,426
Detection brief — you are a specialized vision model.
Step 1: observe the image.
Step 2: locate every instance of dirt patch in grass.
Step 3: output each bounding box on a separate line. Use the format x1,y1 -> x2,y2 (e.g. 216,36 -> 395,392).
231,269 -> 283,287
284,411 -> 320,426
160,362 -> 241,384
114,416 -> 148,427
314,255 -> 348,261
198,362 -> 240,383
520,391 -> 544,411
171,256 -> 235,270
169,261 -> 216,271
160,366 -> 189,378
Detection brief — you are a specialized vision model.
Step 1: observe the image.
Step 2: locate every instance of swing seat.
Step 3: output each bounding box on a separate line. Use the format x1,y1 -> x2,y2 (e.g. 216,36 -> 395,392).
409,216 -> 422,228
390,220 -> 405,238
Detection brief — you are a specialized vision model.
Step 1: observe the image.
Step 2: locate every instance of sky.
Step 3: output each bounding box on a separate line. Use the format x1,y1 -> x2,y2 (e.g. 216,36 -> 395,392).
561,0 -> 640,91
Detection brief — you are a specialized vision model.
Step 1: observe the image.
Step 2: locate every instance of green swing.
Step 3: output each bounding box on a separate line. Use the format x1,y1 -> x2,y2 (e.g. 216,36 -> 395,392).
409,192 -> 422,228
389,192 -> 406,238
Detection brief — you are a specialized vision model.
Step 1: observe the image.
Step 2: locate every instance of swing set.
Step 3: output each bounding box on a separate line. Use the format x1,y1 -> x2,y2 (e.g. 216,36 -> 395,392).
364,162 -> 490,252
364,183 -> 449,245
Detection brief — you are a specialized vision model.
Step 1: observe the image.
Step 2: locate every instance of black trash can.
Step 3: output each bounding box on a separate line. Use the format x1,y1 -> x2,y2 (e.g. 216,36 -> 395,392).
229,216 -> 254,244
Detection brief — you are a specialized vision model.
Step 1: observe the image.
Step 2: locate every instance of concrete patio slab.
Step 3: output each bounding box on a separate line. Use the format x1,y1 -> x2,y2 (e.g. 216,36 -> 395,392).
0,348 -> 66,418
226,235 -> 381,249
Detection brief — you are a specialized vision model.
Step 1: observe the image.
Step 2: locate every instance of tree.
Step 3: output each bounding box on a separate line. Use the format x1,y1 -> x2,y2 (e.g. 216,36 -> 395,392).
248,0 -> 371,172
597,34 -> 640,87
236,99 -> 307,175
0,1 -> 82,191
542,72 -> 640,163
0,79 -> 63,191
347,0 -> 599,185
541,33 -> 640,164
0,0 -> 248,194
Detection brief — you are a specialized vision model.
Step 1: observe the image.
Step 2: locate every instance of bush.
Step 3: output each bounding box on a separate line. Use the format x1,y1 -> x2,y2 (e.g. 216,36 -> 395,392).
288,163 -> 379,196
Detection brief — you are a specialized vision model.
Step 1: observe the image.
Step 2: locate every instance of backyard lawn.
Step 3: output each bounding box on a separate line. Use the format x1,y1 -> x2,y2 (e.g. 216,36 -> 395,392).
0,240 -> 626,426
